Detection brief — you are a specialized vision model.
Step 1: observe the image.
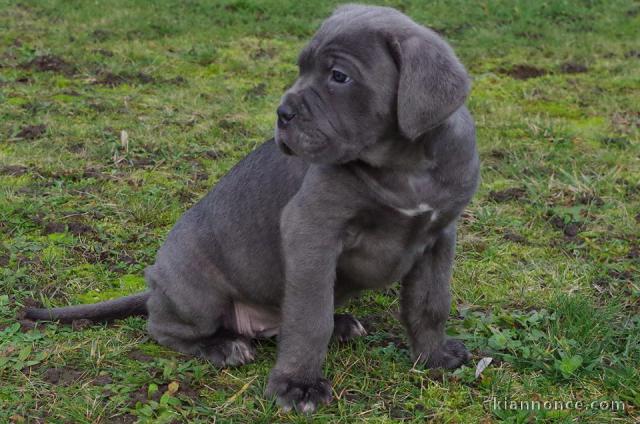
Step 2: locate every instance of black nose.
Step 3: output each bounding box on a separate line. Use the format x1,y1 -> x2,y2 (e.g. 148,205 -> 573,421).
277,104 -> 296,126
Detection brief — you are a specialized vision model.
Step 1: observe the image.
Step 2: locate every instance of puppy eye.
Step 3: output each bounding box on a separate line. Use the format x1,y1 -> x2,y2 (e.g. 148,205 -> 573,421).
331,69 -> 351,84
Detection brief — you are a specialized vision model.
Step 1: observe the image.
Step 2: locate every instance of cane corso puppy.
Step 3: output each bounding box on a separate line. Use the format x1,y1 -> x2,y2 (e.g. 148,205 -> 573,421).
25,4 -> 479,412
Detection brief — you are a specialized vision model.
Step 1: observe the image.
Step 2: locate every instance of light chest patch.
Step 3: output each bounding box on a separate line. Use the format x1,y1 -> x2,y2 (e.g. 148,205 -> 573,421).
395,202 -> 434,217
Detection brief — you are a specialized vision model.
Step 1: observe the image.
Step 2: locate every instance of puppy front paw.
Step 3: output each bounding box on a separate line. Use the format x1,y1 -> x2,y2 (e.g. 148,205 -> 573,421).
265,373 -> 332,413
416,338 -> 471,369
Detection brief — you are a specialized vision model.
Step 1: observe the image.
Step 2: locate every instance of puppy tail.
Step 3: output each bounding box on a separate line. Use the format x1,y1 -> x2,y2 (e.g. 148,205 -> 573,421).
23,291 -> 150,323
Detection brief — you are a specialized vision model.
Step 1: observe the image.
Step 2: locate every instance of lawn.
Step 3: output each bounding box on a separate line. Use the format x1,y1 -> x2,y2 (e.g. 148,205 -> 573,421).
0,0 -> 638,422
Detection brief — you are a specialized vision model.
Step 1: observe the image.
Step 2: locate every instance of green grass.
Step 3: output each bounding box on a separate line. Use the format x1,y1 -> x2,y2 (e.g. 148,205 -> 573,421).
1,0 -> 638,422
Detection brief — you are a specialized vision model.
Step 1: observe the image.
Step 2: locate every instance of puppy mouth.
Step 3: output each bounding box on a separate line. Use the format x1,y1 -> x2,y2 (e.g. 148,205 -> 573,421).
277,139 -> 295,156
276,125 -> 329,158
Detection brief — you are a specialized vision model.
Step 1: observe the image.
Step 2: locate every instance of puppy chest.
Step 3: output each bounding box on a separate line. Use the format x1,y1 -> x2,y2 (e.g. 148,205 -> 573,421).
337,217 -> 429,287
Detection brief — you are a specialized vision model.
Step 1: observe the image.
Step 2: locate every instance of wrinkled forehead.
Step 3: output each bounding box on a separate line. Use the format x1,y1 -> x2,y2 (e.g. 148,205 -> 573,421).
297,28 -> 383,71
297,6 -> 416,71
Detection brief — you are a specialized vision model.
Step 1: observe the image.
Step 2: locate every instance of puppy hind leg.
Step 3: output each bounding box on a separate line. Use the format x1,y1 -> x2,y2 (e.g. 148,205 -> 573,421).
146,289 -> 255,367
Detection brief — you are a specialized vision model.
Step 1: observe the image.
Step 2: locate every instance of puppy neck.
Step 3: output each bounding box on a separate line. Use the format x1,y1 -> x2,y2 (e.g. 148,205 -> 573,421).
357,125 -> 444,172
347,109 -> 479,212
358,108 -> 477,178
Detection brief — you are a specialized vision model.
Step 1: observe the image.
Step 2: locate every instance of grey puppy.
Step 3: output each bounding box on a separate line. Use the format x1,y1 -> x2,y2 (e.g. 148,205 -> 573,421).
25,4 -> 479,412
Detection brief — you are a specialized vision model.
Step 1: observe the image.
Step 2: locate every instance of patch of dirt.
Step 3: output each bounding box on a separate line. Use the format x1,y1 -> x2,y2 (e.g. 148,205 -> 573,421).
624,50 -> 640,59
93,374 -> 113,385
116,251 -> 136,266
591,277 -> 611,293
93,71 -> 155,87
67,142 -> 85,153
204,149 -> 224,160
609,270 -> 634,283
71,319 -> 93,331
515,31 -> 543,40
42,367 -> 84,385
488,187 -> 527,202
430,23 -> 471,37
20,296 -> 43,310
21,55 -> 75,75
341,389 -> 363,402
611,111 -> 640,133
16,124 -> 46,140
94,48 -> 114,57
82,168 -> 110,180
218,118 -> 244,131
192,171 -> 209,183
628,245 -> 639,260
128,350 -> 154,362
177,189 -> 198,203
503,230 -> 528,244
560,62 -> 588,74
14,319 -> 40,332
88,101 -> 109,112
626,6 -> 640,17
42,222 -> 66,235
66,221 -> 95,236
107,414 -> 136,424
251,47 -> 277,60
600,137 -> 631,149
130,158 -> 154,168
488,149 -> 506,160
42,220 -> 95,236
0,253 -> 9,267
577,194 -> 604,206
70,245 -> 108,264
129,383 -> 166,406
389,405 -> 413,420
244,82 -> 267,99
177,382 -> 199,401
613,178 -> 640,199
165,76 -> 187,85
499,64 -> 548,80
16,255 -> 44,273
15,186 -> 38,196
91,29 -> 112,41
0,165 -> 28,176
563,223 -> 581,238
15,76 -> 33,84
425,368 -> 445,381
549,215 -> 582,238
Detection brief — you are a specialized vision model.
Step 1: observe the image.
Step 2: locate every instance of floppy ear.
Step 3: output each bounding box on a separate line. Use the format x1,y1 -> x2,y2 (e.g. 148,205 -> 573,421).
391,30 -> 471,140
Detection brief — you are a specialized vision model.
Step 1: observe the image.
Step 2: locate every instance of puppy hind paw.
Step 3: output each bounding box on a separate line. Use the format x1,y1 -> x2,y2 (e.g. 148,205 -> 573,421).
199,331 -> 256,367
332,313 -> 367,343
265,374 -> 332,413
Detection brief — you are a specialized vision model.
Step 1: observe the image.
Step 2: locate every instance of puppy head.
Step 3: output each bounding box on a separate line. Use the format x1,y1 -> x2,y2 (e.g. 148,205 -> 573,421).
275,5 -> 470,164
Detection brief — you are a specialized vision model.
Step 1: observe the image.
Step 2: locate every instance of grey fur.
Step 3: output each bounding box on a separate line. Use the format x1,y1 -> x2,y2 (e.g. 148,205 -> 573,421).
25,4 -> 479,413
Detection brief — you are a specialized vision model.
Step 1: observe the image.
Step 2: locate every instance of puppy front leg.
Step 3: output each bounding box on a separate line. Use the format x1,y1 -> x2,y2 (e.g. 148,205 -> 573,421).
400,224 -> 470,369
265,206 -> 341,413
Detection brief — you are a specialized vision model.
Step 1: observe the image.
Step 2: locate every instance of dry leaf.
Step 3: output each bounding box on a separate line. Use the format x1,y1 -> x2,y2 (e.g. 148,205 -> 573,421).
475,357 -> 493,379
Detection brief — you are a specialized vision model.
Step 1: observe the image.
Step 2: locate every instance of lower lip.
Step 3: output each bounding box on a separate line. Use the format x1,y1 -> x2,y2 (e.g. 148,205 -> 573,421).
281,143 -> 294,155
